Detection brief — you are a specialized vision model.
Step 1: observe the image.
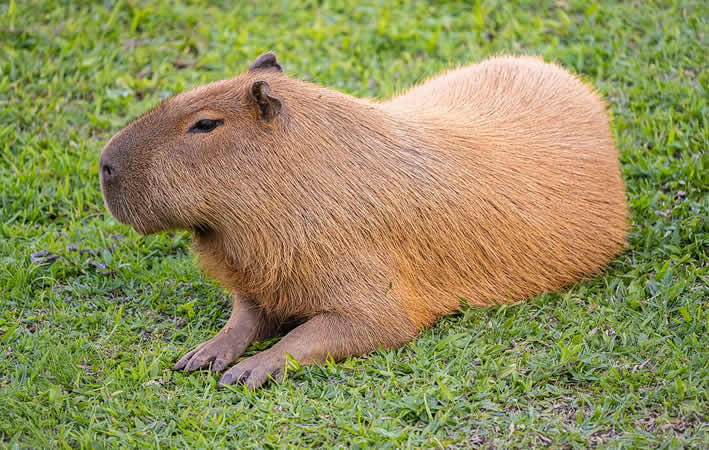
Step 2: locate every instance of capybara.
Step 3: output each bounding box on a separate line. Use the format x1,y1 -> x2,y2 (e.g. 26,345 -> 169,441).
99,52 -> 628,388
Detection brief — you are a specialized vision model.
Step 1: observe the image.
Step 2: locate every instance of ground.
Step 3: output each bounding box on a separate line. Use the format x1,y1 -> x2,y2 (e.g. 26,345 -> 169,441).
0,0 -> 707,447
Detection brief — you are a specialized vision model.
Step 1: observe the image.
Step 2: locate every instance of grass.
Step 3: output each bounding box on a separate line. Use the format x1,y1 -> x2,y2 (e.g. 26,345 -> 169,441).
1,0 -> 707,447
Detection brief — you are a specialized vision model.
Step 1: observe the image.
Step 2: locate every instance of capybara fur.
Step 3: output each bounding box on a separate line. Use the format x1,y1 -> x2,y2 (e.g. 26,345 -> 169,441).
99,52 -> 628,388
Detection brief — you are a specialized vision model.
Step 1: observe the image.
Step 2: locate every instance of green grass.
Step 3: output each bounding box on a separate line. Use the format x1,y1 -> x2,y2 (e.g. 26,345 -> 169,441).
1,0 -> 707,447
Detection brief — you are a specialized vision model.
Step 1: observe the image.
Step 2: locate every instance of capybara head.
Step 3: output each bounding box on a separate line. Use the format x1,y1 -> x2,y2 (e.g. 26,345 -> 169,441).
99,53 -> 286,235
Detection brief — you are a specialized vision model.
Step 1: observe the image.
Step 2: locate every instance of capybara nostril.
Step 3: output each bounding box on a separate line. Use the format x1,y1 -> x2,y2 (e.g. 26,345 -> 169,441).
100,161 -> 115,180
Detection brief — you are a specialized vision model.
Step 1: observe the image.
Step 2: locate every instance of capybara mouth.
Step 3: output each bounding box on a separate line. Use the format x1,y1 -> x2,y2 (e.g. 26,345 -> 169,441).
100,185 -> 127,225
102,196 -> 137,231
100,185 -> 159,235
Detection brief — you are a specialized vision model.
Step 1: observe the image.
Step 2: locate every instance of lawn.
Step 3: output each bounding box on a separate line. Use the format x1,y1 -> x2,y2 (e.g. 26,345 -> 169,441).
1,0 -> 707,447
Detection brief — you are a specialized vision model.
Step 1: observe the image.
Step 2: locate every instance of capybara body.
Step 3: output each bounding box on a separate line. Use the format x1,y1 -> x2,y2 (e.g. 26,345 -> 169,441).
99,53 -> 628,388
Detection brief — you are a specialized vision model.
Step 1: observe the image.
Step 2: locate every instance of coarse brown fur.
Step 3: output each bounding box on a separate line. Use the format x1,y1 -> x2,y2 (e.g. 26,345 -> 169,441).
99,53 -> 628,388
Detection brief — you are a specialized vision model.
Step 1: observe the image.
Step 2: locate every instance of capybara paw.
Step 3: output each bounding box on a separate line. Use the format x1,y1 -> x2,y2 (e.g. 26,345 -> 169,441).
173,335 -> 245,372
218,352 -> 283,389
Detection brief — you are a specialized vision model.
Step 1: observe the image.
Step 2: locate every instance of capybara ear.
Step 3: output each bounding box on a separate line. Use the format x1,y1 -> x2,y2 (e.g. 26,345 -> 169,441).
249,52 -> 282,73
249,80 -> 282,122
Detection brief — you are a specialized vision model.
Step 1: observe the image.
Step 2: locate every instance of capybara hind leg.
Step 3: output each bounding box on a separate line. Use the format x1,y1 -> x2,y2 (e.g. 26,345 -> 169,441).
218,312 -> 413,389
174,294 -> 275,372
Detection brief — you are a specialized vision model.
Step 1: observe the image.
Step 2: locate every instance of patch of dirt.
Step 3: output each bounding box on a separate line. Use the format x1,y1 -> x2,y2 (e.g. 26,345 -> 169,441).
589,428 -> 622,445
637,406 -> 706,437
77,364 -> 102,376
30,250 -> 59,266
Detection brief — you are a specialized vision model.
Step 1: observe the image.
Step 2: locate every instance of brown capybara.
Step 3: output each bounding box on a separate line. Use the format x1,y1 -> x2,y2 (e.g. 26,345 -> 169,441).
99,52 -> 628,389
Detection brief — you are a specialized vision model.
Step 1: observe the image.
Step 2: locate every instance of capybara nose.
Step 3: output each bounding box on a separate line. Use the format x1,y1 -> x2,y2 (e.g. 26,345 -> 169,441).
100,159 -> 116,181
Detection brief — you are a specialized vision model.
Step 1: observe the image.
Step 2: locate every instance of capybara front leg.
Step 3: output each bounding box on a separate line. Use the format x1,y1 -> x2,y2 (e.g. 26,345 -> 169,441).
218,312 -> 413,389
174,294 -> 274,372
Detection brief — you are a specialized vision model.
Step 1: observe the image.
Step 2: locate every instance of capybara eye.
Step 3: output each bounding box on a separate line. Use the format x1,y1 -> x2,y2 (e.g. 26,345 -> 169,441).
188,119 -> 223,134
